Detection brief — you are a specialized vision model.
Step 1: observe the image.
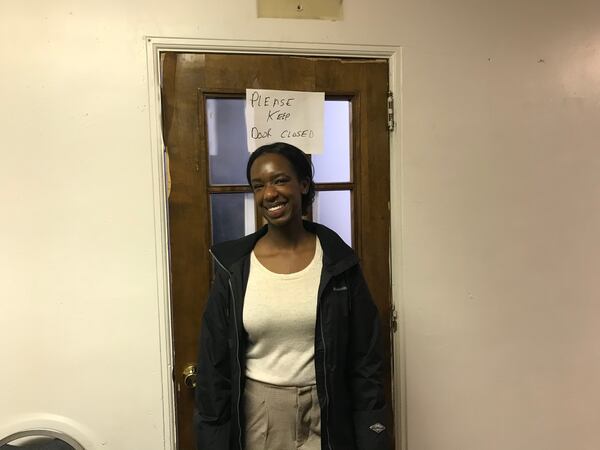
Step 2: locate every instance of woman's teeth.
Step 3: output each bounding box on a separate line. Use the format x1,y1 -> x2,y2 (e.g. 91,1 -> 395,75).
268,203 -> 285,212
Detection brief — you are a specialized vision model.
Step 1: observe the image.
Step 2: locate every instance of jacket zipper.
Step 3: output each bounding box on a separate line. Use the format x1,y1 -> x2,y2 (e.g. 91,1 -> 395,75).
210,251 -> 244,450
228,277 -> 244,450
320,278 -> 334,450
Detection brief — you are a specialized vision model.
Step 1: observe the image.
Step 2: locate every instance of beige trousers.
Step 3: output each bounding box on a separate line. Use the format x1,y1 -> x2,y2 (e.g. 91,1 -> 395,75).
244,378 -> 321,450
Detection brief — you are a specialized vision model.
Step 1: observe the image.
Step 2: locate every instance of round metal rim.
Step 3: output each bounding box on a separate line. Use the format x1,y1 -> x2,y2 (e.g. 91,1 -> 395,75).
0,429 -> 84,449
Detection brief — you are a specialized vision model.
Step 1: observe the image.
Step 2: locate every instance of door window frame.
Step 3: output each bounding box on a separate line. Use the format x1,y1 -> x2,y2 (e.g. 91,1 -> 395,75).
145,37 -> 404,450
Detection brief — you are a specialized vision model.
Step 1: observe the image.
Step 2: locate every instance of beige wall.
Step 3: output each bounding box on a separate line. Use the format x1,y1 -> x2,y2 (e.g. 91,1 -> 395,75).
1,0 -> 599,449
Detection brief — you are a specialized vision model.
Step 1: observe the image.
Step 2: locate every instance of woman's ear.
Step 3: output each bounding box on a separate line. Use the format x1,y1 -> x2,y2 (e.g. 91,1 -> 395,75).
301,178 -> 309,194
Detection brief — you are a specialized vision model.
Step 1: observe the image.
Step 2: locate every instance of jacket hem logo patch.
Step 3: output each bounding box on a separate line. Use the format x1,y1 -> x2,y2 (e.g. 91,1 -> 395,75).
369,422 -> 386,434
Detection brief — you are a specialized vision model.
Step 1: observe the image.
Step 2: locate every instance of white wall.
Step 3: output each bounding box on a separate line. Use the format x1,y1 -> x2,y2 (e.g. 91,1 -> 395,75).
399,3 -> 600,449
1,1 -> 599,449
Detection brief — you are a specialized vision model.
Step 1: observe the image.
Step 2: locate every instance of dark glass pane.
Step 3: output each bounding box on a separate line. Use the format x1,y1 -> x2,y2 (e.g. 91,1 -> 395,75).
210,193 -> 256,244
206,98 -> 249,185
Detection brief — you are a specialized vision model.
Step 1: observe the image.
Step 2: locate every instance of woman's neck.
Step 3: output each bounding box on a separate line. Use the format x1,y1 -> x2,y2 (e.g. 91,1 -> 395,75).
264,220 -> 311,250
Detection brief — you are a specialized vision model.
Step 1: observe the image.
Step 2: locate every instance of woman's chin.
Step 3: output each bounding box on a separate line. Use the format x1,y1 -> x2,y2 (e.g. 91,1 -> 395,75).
265,215 -> 289,227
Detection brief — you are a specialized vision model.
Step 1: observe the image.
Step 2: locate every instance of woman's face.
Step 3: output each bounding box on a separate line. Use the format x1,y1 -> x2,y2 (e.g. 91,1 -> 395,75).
249,153 -> 308,227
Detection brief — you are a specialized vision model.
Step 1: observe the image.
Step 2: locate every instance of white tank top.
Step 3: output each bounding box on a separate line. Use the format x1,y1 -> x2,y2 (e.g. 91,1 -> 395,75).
243,238 -> 323,386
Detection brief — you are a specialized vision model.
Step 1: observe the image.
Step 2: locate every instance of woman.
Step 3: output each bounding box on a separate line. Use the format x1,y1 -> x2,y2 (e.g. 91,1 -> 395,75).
195,142 -> 390,450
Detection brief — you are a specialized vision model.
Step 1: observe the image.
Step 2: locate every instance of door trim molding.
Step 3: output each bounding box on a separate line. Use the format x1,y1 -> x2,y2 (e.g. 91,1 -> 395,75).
145,37 -> 405,450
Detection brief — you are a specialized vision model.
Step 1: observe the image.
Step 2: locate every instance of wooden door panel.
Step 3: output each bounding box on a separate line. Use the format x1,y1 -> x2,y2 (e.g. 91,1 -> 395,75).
161,53 -> 210,447
202,54 -> 316,91
162,52 -> 392,450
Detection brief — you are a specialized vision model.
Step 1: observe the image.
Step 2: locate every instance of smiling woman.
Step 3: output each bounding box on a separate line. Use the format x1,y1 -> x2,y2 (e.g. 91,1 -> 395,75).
248,142 -> 315,215
194,142 -> 391,450
247,144 -> 315,273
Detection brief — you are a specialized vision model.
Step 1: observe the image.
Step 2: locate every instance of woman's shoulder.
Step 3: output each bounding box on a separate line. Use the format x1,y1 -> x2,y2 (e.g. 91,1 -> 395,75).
305,221 -> 358,268
210,227 -> 268,270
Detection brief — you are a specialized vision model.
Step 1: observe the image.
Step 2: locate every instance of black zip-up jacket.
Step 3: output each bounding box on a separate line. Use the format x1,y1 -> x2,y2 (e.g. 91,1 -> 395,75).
194,221 -> 391,450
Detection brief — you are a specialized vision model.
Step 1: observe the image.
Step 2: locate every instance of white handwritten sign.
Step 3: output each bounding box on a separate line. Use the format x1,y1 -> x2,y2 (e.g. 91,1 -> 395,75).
245,88 -> 324,154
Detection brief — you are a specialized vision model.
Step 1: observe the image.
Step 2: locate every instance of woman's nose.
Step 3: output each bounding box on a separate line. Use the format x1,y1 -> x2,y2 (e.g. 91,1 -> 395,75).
264,184 -> 277,199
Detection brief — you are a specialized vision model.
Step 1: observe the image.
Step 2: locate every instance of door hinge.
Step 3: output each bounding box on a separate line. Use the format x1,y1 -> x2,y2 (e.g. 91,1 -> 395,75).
387,91 -> 395,132
391,304 -> 398,333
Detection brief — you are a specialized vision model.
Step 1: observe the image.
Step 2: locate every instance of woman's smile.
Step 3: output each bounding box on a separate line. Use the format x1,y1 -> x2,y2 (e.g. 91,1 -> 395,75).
265,201 -> 287,214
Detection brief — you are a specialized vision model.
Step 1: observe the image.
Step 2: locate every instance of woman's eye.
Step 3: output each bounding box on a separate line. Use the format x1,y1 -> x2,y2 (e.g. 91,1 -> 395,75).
275,178 -> 288,185
252,184 -> 263,191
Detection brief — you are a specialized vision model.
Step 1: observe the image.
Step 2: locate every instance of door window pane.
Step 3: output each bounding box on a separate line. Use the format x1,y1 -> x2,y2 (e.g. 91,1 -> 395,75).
206,98 -> 249,185
313,100 -> 351,183
210,193 -> 256,244
206,98 -> 351,184
312,190 -> 352,246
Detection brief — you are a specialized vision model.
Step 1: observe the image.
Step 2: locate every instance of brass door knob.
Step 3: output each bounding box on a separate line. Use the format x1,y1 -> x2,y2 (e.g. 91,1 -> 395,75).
182,363 -> 198,389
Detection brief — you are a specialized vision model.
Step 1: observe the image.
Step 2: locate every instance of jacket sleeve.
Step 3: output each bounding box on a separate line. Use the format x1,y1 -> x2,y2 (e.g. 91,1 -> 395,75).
347,264 -> 391,450
194,266 -> 232,450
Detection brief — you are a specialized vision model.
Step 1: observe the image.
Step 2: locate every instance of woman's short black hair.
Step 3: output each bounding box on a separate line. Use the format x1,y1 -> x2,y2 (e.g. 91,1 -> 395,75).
246,142 -> 316,215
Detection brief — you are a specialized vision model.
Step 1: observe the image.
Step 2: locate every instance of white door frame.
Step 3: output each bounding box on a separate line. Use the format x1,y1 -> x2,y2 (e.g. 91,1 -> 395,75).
145,37 -> 405,450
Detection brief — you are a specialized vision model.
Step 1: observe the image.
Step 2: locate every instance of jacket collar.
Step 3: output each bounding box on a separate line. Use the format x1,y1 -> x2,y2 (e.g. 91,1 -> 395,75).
210,221 -> 358,275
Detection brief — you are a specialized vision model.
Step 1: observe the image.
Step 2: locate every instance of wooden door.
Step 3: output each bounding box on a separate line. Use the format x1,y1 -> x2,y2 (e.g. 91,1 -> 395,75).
161,53 -> 392,450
